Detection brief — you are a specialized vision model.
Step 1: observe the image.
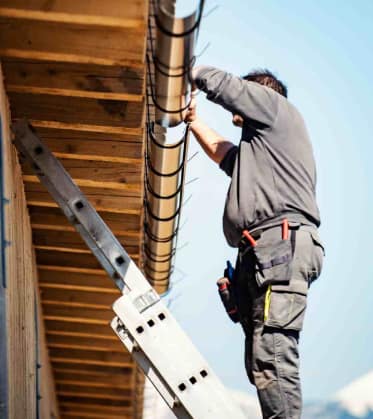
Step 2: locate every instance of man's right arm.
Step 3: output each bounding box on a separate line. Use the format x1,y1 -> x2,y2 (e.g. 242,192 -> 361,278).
189,117 -> 235,165
185,93 -> 235,166
192,66 -> 279,127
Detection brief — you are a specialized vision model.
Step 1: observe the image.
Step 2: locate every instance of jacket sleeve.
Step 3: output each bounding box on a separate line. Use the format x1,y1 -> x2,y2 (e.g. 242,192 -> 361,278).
193,66 -> 279,126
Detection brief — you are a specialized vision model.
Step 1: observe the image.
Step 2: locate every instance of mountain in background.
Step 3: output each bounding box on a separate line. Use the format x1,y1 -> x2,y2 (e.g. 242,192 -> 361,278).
304,370 -> 373,419
335,370 -> 373,417
303,401 -> 373,419
142,370 -> 373,418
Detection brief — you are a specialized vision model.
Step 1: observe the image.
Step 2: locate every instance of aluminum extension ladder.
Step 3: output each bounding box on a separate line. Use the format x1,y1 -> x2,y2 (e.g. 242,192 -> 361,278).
13,120 -> 246,419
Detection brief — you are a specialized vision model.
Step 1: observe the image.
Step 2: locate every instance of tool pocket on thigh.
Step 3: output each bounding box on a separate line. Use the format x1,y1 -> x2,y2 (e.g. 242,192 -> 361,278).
264,289 -> 307,331
254,239 -> 293,288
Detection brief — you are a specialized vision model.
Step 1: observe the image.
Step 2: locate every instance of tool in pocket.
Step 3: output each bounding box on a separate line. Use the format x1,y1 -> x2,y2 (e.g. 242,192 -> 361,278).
242,219 -> 296,288
217,260 -> 239,323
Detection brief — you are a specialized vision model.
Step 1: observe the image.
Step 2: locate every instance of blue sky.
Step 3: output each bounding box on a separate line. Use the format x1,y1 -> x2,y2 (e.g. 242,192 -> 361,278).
167,0 -> 373,402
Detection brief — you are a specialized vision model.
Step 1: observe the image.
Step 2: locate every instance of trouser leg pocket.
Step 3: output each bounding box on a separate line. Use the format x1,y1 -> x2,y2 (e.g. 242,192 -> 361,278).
264,290 -> 307,331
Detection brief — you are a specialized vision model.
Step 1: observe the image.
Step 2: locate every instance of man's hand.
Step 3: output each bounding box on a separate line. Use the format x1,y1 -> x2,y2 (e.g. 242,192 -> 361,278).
184,91 -> 198,124
185,69 -> 235,164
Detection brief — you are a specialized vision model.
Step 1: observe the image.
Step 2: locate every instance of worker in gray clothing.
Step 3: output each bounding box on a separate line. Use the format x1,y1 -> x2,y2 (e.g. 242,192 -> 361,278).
185,66 -> 325,418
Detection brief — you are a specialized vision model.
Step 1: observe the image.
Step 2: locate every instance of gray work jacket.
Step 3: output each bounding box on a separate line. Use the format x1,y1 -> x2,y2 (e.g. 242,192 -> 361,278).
194,66 -> 320,247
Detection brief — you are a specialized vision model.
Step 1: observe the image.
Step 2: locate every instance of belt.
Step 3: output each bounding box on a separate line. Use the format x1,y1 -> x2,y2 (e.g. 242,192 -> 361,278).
239,218 -> 297,254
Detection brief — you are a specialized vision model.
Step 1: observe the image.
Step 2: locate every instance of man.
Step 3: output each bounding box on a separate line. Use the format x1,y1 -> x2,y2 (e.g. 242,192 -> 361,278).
185,67 -> 325,418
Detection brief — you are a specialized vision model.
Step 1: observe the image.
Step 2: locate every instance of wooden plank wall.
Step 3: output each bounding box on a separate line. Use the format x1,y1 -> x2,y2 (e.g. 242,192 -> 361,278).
37,288 -> 60,419
1,63 -> 59,418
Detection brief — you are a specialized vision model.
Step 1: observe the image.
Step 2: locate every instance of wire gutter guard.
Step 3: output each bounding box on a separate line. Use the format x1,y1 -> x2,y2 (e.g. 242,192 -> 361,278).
144,0 -> 204,287
152,1 -> 200,127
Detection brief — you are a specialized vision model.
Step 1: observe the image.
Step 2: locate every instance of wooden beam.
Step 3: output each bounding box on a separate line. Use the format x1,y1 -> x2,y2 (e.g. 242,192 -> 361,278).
60,412 -> 130,419
26,191 -> 143,215
27,119 -> 143,136
23,175 -> 142,193
0,49 -> 143,67
41,298 -> 115,313
22,157 -> 143,184
24,175 -> 142,199
38,269 -> 121,291
39,282 -> 118,296
29,202 -> 141,215
32,229 -> 140,254
0,8 -> 144,29
0,0 -> 146,21
52,365 -> 132,378
34,245 -> 137,259
22,160 -> 142,184
44,315 -> 108,325
45,320 -> 116,340
47,330 -> 118,341
28,121 -> 144,143
38,265 -> 148,295
38,265 -> 147,284
23,167 -> 143,190
51,357 -> 131,368
27,118 -> 143,136
35,248 -> 139,270
32,222 -> 141,234
2,59 -> 145,98
40,282 -> 117,294
47,334 -> 124,353
42,304 -> 115,322
50,347 -> 132,366
58,395 -> 131,408
0,17 -> 146,64
59,401 -> 132,412
59,404 -> 132,419
39,265 -> 107,276
36,152 -> 141,164
43,300 -> 113,311
54,368 -> 132,388
29,206 -> 142,232
35,245 -> 91,254
7,84 -> 142,101
48,342 -> 123,353
8,92 -> 144,128
56,386 -> 131,400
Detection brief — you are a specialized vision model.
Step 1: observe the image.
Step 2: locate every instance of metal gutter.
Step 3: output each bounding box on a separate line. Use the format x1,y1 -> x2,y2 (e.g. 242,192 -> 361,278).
153,1 -> 199,127
144,0 -> 203,288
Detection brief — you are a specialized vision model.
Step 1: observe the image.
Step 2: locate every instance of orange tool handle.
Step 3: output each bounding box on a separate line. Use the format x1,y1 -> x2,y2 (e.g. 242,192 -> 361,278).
282,219 -> 289,240
242,230 -> 257,247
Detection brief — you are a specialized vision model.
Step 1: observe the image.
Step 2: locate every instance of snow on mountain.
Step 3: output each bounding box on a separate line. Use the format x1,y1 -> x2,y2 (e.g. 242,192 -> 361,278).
303,370 -> 373,419
335,370 -> 373,417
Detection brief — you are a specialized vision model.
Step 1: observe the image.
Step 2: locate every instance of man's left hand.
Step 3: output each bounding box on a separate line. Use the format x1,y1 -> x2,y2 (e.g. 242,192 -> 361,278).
184,91 -> 198,124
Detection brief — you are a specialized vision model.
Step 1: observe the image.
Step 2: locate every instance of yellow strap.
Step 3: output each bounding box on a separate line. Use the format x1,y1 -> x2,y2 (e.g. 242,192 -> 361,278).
264,285 -> 272,322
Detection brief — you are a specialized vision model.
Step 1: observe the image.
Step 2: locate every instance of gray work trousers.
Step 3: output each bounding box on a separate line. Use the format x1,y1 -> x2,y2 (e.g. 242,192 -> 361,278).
235,224 -> 324,419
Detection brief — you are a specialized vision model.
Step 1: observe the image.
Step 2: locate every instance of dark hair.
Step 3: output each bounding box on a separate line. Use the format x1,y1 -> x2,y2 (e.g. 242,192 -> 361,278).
242,69 -> 288,98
